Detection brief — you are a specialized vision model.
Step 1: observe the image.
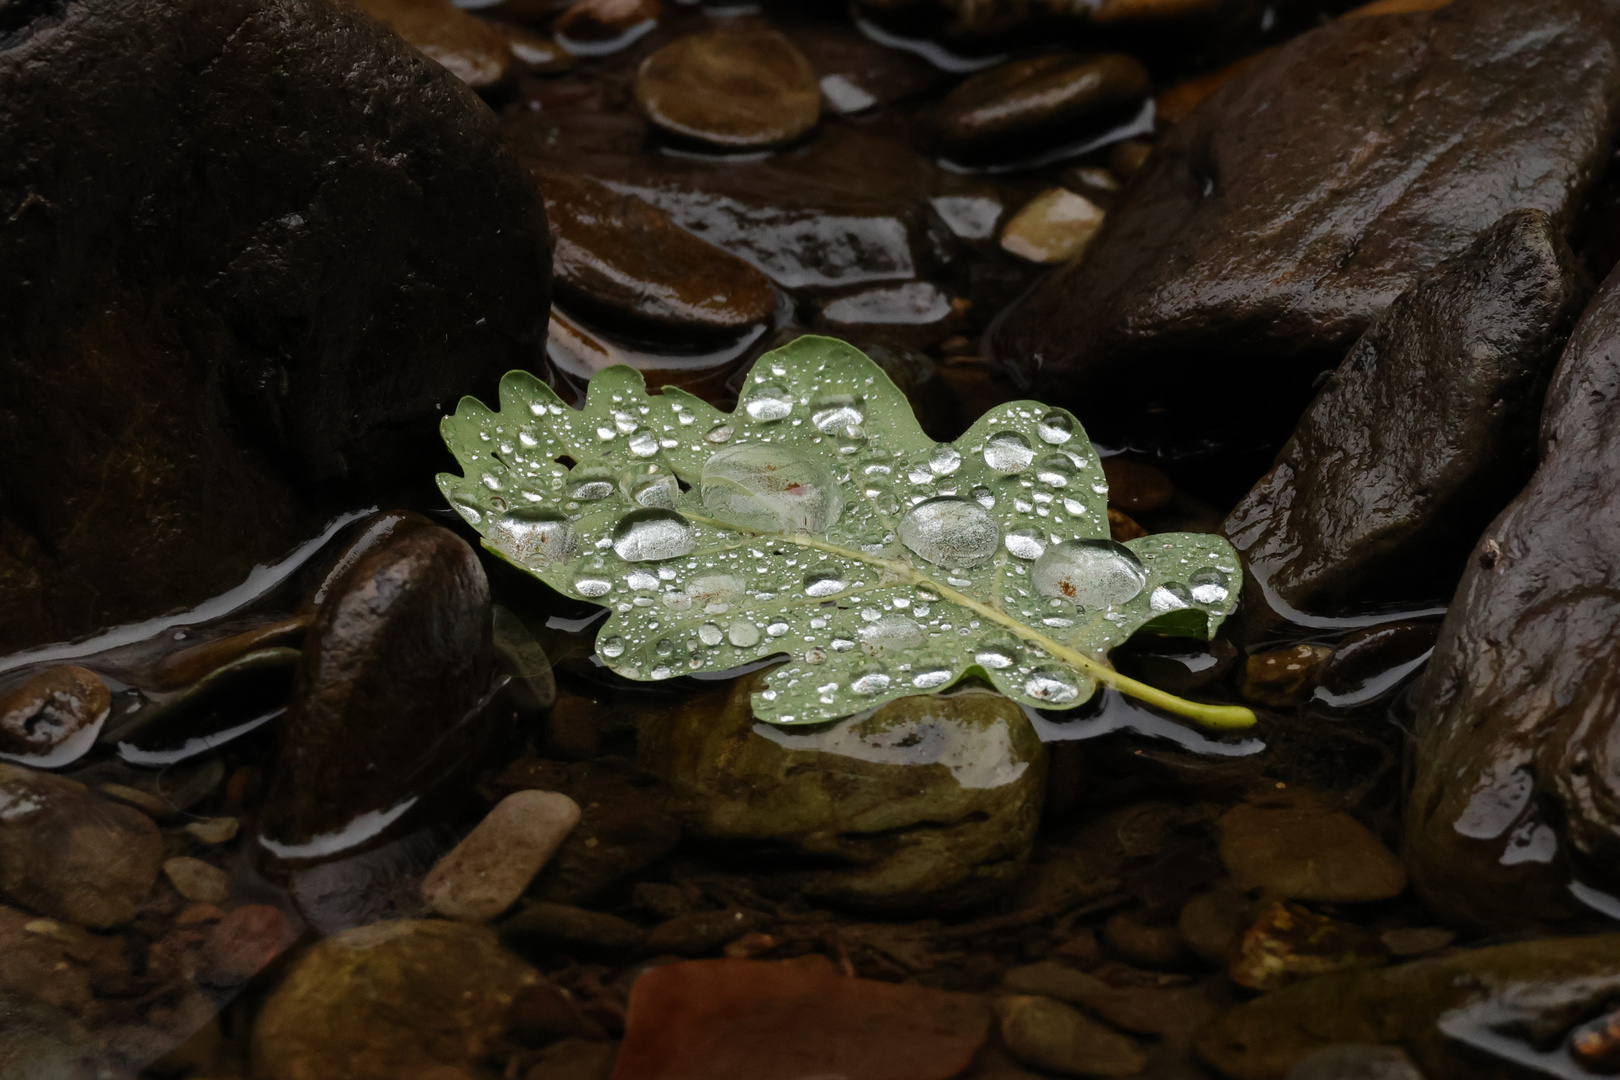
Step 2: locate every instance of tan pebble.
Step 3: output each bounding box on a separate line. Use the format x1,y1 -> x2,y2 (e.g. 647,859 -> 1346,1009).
1000,188 -> 1105,264
185,816 -> 240,845
164,856 -> 230,905
98,783 -> 171,818
996,994 -> 1147,1076
422,791 -> 581,921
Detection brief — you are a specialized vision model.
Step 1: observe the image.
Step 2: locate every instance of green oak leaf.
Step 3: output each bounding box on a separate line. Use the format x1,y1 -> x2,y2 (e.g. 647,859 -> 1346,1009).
438,335 -> 1254,729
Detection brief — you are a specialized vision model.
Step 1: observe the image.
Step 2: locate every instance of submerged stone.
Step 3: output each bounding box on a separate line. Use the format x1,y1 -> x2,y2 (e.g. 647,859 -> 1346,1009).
353,0 -> 513,88
1407,259 -> 1620,932
638,674 -> 1046,912
421,790 -> 582,922
635,28 -> 821,150
251,920 -> 543,1080
1223,210 -> 1588,634
1219,794 -> 1406,903
991,0 -> 1620,442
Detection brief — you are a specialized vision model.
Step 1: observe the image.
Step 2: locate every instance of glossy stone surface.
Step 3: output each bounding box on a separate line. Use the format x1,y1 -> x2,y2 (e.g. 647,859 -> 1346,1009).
1223,210 -> 1588,632
638,676 -> 1046,912
0,765 -> 162,929
992,0 -> 1620,437
0,666 -> 109,763
925,53 -> 1150,162
259,515 -> 494,855
635,28 -> 821,150
353,0 -> 513,88
1407,258 -> 1620,932
252,920 -> 543,1080
0,0 -> 550,653
612,955 -> 990,1080
543,169 -> 777,339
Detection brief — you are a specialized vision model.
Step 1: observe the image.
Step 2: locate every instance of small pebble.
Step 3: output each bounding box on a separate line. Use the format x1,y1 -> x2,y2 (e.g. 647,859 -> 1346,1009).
353,0 -> 513,89
635,27 -> 820,149
204,904 -> 299,986
1109,140 -> 1152,180
0,665 -> 109,761
643,907 -> 769,957
1001,188 -> 1106,264
1240,644 -> 1333,706
523,1037 -> 619,1080
185,816 -> 241,845
423,790 -> 582,922
1178,884 -> 1253,966
97,782 -> 173,818
1218,794 -> 1407,902
554,0 -> 660,47
1101,457 -> 1173,513
1229,900 -> 1387,991
926,53 -> 1150,160
164,856 -> 230,905
995,994 -> 1147,1077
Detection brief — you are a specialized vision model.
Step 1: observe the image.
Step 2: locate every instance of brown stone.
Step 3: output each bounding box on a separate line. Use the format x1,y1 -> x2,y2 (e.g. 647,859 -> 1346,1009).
995,994 -> 1147,1077
554,0 -> 661,45
635,28 -> 820,150
1239,646 -> 1332,707
353,0 -> 513,89
1218,794 -> 1407,902
1000,189 -> 1105,265
422,791 -> 582,922
1228,900 -> 1387,991
542,169 -> 777,339
0,666 -> 109,763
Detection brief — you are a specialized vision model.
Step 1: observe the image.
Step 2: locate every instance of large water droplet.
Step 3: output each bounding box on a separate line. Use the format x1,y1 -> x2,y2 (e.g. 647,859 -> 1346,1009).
706,423 -> 734,443
911,659 -> 954,689
1189,567 -> 1231,605
701,444 -> 842,535
974,638 -> 1017,670
1034,454 -> 1075,487
1004,529 -> 1045,561
744,384 -> 793,421
1032,540 -> 1147,608
574,575 -> 612,598
851,664 -> 892,695
897,498 -> 999,570
630,473 -> 679,509
727,619 -> 762,648
1150,583 -> 1191,612
690,573 -> 743,611
489,510 -> 578,568
698,622 -> 724,646
627,429 -> 659,458
625,569 -> 660,591
600,635 -> 626,658
611,509 -> 694,562
929,444 -> 961,476
804,571 -> 847,597
1024,666 -> 1080,703
983,430 -> 1035,474
1037,411 -> 1075,444
811,395 -> 865,435
859,615 -> 925,656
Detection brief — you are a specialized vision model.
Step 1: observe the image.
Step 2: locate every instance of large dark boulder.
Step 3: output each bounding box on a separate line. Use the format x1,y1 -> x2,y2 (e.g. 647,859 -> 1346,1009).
0,0 -> 550,653
989,0 -> 1620,445
1407,261 -> 1620,933
1222,210 -> 1589,635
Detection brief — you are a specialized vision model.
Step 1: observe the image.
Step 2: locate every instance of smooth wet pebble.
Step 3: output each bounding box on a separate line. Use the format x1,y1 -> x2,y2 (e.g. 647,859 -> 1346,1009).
635,27 -> 820,149
1229,900 -> 1387,991
0,665 -> 109,765
995,994 -> 1147,1077
1001,188 -> 1107,264
554,0 -> 660,48
501,900 -> 646,951
422,790 -> 582,922
1285,1044 -> 1426,1080
163,856 -> 231,905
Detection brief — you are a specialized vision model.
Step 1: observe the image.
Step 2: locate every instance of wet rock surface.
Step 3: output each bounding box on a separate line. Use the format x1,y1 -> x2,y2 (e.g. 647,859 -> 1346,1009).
639,677 -> 1047,912
1408,259 -> 1620,932
422,790 -> 582,921
260,515 -> 494,854
0,764 -> 162,929
992,0 -> 1620,441
1223,210 -> 1589,630
252,919 -> 544,1080
0,0 -> 549,654
354,0 -> 514,88
543,169 -> 778,339
0,666 -> 109,764
634,28 -> 821,150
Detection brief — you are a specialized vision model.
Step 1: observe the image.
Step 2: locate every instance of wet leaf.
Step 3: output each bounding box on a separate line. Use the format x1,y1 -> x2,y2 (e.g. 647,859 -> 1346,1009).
438,336 -> 1252,728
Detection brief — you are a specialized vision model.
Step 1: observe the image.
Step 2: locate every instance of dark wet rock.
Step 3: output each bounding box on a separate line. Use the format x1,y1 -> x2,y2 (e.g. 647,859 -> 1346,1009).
786,24 -> 941,114
502,900 -> 646,951
992,0 -> 1620,443
996,995 -> 1148,1077
1228,900 -> 1387,991
1102,910 -> 1188,968
1312,621 -> 1439,708
1286,1045 -> 1426,1080
635,28 -> 821,150
643,907 -> 770,957
0,764 -> 162,929
1239,645 -> 1332,707
639,676 -> 1047,912
260,516 -> 494,855
614,955 -> 990,1080
353,0 -> 514,89
554,0 -> 661,46
1222,210 -> 1588,631
0,905 -> 129,1016
925,53 -> 1150,162
0,0 -> 550,654
999,189 -> 1105,265
105,646 -> 299,767
1178,883 -> 1255,967
1219,793 -> 1406,903
487,759 -> 680,905
1406,259 -> 1620,932
857,0 -> 1224,36
1377,927 -> 1454,958
1195,935 -> 1620,1080
527,1038 -> 619,1080
1102,458 -> 1173,514
422,791 -> 581,921
1014,800 -> 1213,911
251,919 -> 542,1080
0,666 -> 109,764
813,281 -> 961,351
506,117 -> 942,293
152,613 -> 310,689
1001,961 -> 1218,1039
542,169 -> 778,340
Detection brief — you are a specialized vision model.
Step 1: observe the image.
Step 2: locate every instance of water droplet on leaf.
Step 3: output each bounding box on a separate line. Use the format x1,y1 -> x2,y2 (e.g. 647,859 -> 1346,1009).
983,431 -> 1035,474
1004,529 -> 1046,561
1037,411 -> 1075,444
744,384 -> 794,421
897,498 -> 999,569
701,444 -> 842,535
1033,540 -> 1147,608
611,509 -> 695,562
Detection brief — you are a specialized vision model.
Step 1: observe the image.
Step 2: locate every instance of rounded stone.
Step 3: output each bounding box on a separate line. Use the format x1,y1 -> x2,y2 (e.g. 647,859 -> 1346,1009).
1218,795 -> 1407,903
995,994 -> 1147,1077
252,919 -> 543,1080
163,856 -> 231,905
421,790 -> 582,922
0,665 -> 109,764
635,28 -> 821,150
926,53 -> 1151,161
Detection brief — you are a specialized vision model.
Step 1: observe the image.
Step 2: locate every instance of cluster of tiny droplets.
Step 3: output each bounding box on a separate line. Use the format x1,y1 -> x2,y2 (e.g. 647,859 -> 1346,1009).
437,339 -> 1240,725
